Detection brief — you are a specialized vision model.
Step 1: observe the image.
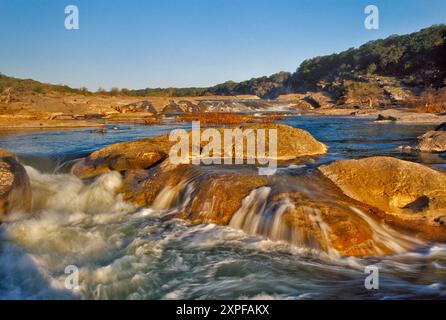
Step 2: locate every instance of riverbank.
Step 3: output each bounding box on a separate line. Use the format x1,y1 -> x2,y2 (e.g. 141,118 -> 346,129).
1,104 -> 445,132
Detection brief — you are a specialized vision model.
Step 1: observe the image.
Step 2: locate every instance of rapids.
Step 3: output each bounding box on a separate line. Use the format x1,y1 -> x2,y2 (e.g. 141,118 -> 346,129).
1,116 -> 446,299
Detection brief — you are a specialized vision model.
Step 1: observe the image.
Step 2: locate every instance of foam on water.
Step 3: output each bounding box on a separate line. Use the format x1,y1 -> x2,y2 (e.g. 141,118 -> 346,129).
0,167 -> 446,299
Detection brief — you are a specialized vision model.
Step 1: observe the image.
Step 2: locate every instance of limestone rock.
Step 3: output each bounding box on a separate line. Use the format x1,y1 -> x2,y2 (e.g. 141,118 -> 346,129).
416,130 -> 446,153
319,156 -> 446,242
122,161 -> 268,225
71,135 -> 173,179
228,124 -> 328,160
114,100 -> 157,114
72,124 -> 327,178
0,148 -> 32,220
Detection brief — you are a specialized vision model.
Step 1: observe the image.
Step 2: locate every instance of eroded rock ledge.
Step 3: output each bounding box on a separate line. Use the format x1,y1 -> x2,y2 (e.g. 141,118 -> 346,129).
319,156 -> 446,242
416,125 -> 446,153
71,126 -> 446,256
0,148 -> 32,221
121,161 -> 400,257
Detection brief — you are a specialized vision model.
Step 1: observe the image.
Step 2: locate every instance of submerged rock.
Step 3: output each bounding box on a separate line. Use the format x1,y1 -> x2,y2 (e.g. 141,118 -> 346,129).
319,156 -> 446,242
0,148 -> 32,220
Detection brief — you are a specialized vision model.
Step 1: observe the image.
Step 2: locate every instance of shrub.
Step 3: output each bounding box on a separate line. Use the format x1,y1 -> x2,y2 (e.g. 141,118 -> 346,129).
406,87 -> 446,113
174,112 -> 284,125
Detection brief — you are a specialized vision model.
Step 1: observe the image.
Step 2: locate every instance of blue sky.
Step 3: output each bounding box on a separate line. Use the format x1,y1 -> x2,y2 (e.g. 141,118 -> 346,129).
0,0 -> 445,90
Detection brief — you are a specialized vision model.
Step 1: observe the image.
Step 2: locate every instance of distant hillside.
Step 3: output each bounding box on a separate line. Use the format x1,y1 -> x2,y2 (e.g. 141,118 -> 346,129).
289,24 -> 446,92
1,24 -> 445,100
0,73 -> 90,95
129,24 -> 446,98
128,71 -> 291,98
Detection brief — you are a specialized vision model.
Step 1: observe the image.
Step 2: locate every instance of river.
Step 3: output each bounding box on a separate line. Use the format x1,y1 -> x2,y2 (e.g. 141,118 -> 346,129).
0,116 -> 445,299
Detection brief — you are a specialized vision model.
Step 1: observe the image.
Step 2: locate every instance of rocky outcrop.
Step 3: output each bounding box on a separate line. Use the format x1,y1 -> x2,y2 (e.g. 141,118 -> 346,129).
319,157 -> 446,242
303,92 -> 336,109
124,164 -> 419,257
161,102 -> 186,114
71,135 -> 173,179
114,100 -> 157,114
260,173 -> 415,257
0,148 -> 32,220
338,80 -> 391,109
277,92 -> 336,110
122,161 -> 268,225
416,130 -> 446,153
72,124 -> 328,179
383,85 -> 411,103
177,100 -> 200,113
234,124 -> 328,159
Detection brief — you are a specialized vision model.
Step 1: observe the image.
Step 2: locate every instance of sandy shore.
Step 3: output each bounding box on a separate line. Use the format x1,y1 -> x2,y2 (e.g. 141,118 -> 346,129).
308,107 -> 446,124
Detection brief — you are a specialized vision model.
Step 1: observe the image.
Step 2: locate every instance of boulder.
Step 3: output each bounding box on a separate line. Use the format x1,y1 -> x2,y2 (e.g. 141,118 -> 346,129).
72,124 -> 327,178
231,123 -> 328,159
0,148 -> 32,220
71,135 -> 173,179
339,80 -> 390,109
375,114 -> 397,122
319,157 -> 446,242
416,130 -> 446,152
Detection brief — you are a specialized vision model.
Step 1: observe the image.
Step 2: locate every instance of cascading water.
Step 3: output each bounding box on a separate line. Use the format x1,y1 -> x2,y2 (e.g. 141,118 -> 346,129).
229,187 -> 272,235
228,186 -> 424,257
0,165 -> 442,300
1,117 -> 446,299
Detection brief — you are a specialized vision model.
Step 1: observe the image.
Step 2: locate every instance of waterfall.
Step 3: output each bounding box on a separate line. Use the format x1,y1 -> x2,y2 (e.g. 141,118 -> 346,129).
152,185 -> 181,210
228,187 -> 424,256
150,180 -> 196,219
229,187 -> 332,253
351,207 -> 424,254
229,187 -> 271,234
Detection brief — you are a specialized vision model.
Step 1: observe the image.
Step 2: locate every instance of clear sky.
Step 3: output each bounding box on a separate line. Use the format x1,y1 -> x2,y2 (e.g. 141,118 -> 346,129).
0,0 -> 445,90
